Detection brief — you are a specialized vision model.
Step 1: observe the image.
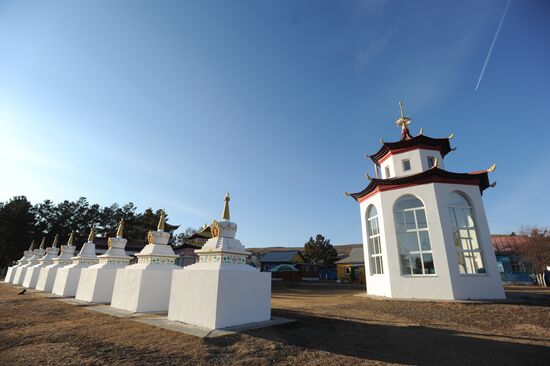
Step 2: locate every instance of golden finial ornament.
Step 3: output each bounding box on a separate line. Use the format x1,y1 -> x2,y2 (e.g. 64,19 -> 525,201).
87,225 -> 96,242
344,192 -> 350,197
487,163 -> 497,172
52,234 -> 59,248
116,218 -> 124,237
39,237 -> 46,249
395,101 -> 411,131
432,157 -> 439,168
68,231 -> 75,245
365,173 -> 372,181
448,132 -> 455,139
157,210 -> 166,231
28,240 -> 35,251
222,192 -> 230,220
211,220 -> 220,237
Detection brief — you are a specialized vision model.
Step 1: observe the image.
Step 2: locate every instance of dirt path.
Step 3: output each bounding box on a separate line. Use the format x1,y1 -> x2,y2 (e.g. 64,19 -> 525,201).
1,283 -> 549,365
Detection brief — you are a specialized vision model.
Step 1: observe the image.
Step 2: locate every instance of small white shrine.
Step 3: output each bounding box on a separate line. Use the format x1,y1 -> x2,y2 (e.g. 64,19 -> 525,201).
36,232 -> 76,292
5,241 -> 34,283
347,102 -> 505,300
14,239 -> 44,285
52,227 -> 99,297
111,212 -> 179,312
23,235 -> 59,289
168,193 -> 271,329
19,238 -> 46,287
76,219 -> 132,303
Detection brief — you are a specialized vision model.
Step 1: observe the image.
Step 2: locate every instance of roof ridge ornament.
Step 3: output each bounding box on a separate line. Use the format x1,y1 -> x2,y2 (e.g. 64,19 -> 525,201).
395,101 -> 412,140
487,163 -> 497,172
449,132 -> 455,139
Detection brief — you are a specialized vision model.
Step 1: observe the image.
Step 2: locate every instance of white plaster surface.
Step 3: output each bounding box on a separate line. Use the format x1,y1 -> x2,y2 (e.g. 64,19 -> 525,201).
168,263 -> 271,329
22,263 -> 48,289
13,265 -> 31,285
76,261 -> 129,303
52,241 -> 97,297
111,264 -> 180,312
4,266 -> 15,283
36,264 -> 62,292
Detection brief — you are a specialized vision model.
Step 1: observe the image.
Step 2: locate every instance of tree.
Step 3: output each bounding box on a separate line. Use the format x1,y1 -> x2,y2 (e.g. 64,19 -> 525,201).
304,234 -> 339,266
0,196 -> 35,266
519,226 -> 550,287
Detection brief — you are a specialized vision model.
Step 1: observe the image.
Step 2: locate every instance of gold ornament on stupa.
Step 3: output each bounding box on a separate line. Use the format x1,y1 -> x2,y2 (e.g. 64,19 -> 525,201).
68,231 -> 75,245
222,192 -> 230,220
39,237 -> 46,249
157,210 -> 166,232
28,240 -> 35,251
52,234 -> 59,248
116,218 -> 124,237
87,226 -> 96,242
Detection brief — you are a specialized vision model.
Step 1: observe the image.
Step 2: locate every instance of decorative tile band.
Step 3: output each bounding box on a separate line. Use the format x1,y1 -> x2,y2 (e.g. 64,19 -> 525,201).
137,256 -> 176,265
73,258 -> 99,265
198,254 -> 246,264
98,257 -> 131,265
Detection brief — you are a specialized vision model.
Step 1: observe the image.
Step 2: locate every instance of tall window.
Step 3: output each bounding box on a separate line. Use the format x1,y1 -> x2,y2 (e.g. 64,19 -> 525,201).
367,205 -> 383,275
394,195 -> 435,275
448,192 -> 486,274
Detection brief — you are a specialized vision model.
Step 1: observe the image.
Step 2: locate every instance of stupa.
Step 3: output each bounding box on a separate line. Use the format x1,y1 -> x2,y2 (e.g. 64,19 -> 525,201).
23,235 -> 59,289
111,211 -> 179,312
36,232 -> 76,292
76,219 -> 132,303
168,193 -> 271,329
6,241 -> 34,283
16,238 -> 46,286
52,227 -> 99,297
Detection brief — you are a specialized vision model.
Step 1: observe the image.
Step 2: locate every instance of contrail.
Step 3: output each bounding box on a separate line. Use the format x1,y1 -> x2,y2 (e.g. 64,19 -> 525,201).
475,0 -> 512,91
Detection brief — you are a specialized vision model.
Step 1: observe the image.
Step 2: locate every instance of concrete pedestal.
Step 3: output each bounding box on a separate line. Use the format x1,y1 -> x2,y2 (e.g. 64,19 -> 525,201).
168,263 -> 271,329
52,240 -> 97,297
22,263 -> 48,289
76,258 -> 130,303
5,266 -> 15,283
36,264 -> 63,292
13,265 -> 31,285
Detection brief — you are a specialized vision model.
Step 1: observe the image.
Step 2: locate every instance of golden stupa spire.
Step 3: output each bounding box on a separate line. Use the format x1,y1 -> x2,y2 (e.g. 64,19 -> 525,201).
157,210 -> 166,232
52,234 -> 59,248
39,237 -> 46,249
68,231 -> 75,245
222,192 -> 230,220
87,225 -> 96,242
116,218 -> 124,237
28,240 -> 35,251
396,101 -> 412,135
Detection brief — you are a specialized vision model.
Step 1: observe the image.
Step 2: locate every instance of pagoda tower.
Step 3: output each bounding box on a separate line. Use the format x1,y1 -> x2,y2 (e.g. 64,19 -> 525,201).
23,235 -> 59,289
15,238 -> 46,285
52,227 -> 99,297
110,211 -> 179,312
346,102 -> 505,300
5,241 -> 34,284
76,219 -> 132,303
168,193 -> 271,329
36,232 -> 76,292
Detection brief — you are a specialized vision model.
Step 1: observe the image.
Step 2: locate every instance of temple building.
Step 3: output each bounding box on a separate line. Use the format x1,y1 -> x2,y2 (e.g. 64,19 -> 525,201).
346,102 -> 505,300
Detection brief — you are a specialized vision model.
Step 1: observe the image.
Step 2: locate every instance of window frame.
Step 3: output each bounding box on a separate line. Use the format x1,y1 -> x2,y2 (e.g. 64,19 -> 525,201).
427,156 -> 435,168
385,166 -> 391,178
394,195 -> 435,276
402,159 -> 411,172
367,205 -> 384,275
448,192 -> 486,275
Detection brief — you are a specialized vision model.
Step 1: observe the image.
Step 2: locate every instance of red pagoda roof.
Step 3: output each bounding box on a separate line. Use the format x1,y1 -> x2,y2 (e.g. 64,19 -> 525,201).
348,167 -> 493,202
369,133 -> 452,165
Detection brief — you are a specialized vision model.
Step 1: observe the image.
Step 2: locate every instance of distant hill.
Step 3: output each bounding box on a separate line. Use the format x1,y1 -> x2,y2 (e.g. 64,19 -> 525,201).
247,243 -> 362,256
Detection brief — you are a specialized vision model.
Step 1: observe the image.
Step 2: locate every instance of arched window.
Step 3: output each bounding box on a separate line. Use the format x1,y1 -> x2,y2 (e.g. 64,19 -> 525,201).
394,195 -> 435,275
367,205 -> 383,275
448,192 -> 486,274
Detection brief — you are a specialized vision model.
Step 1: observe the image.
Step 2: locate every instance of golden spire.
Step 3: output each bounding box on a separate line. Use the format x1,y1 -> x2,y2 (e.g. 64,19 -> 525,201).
116,218 -> 124,237
39,237 -> 46,249
157,210 -> 165,231
395,101 -> 412,132
222,192 -> 230,220
52,234 -> 59,248
68,231 -> 75,246
28,240 -> 35,251
87,225 -> 96,242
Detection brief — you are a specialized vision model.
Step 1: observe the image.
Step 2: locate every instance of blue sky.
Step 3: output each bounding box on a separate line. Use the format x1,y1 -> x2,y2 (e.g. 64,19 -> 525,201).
1,0 -> 549,246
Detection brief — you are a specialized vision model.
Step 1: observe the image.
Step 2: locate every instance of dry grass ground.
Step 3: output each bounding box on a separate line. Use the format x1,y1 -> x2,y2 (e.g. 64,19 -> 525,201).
0,282 -> 549,365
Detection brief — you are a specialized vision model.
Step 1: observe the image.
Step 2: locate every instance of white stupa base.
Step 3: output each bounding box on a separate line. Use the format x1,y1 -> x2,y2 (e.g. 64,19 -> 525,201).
111,263 -> 180,313
76,260 -> 130,303
13,266 -> 30,285
35,264 -> 63,292
168,263 -> 271,329
52,264 -> 91,297
22,264 -> 47,289
4,266 -> 16,283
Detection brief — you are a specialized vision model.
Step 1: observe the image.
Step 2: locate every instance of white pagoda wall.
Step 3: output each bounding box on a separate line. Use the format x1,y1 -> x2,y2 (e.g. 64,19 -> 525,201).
359,182 -> 504,300
380,149 -> 444,178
